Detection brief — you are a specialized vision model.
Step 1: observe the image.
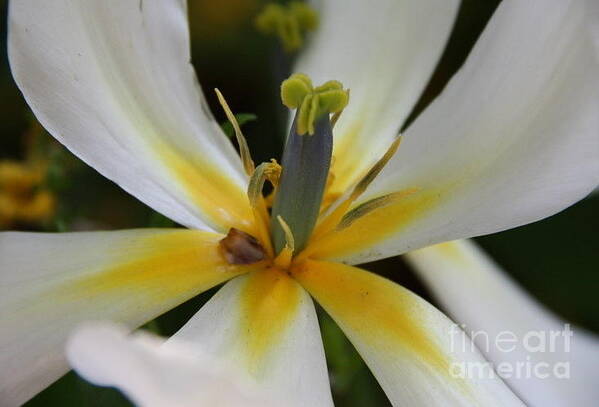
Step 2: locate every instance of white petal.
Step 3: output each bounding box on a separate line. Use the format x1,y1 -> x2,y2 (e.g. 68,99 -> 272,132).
0,230 -> 253,405
169,270 -> 333,407
405,239 -> 599,407
295,0 -> 459,194
8,0 -> 253,232
293,260 -> 524,406
67,322 -> 278,407
308,0 -> 599,264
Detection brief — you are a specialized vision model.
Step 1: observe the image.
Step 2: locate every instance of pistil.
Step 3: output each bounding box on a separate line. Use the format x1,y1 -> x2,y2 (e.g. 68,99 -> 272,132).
270,74 -> 349,254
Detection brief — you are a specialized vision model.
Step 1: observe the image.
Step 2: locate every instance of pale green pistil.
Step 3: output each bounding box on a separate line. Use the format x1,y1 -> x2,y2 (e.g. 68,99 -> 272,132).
270,74 -> 349,254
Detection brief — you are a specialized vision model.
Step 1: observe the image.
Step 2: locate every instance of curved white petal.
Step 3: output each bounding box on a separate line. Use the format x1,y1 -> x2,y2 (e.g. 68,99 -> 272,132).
293,260 -> 524,406
296,0 -> 459,194
169,270 -> 333,407
0,230 -> 254,405
405,239 -> 599,407
8,0 -> 253,232
67,322 -> 277,407
307,0 -> 599,264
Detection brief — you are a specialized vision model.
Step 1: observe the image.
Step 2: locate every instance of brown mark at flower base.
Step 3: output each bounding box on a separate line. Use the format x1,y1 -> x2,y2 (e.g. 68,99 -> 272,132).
219,228 -> 267,265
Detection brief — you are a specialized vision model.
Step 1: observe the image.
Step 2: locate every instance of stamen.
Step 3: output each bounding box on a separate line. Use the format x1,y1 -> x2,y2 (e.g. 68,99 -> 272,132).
310,137 -> 403,241
273,215 -> 295,269
263,158 -> 282,187
277,215 -> 295,252
281,74 -> 349,135
350,136 -> 402,200
215,89 -> 255,175
336,189 -> 419,231
245,161 -> 277,257
255,2 -> 319,52
247,160 -> 281,208
220,113 -> 257,139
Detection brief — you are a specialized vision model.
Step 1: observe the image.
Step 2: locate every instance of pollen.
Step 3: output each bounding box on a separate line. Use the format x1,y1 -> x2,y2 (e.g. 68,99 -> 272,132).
255,2 -> 318,52
247,159 -> 281,208
281,73 -> 349,135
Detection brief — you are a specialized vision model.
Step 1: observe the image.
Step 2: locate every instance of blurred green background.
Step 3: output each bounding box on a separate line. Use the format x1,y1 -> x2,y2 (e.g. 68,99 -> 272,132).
0,0 -> 596,405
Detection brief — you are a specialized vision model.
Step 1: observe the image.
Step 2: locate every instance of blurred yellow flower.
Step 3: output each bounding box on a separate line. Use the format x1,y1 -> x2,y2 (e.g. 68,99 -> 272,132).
0,160 -> 55,228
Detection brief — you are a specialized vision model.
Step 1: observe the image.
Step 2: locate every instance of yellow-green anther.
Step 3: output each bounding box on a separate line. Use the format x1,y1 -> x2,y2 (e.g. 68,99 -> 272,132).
281,74 -> 349,135
255,2 -> 318,52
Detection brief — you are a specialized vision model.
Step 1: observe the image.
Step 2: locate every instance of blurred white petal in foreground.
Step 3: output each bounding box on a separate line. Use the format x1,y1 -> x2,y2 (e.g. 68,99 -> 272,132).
67,322 -> 279,407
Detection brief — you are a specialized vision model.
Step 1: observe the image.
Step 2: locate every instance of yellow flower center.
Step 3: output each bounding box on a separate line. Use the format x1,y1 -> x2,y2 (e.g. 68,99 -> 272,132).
217,73 -> 405,271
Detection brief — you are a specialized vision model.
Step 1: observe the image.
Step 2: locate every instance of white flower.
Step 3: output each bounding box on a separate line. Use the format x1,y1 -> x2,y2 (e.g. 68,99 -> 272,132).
1,0 -> 598,406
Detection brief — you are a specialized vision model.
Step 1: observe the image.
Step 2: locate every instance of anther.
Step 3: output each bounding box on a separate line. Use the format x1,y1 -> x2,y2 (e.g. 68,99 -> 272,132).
309,137 -> 403,242
247,160 -> 282,208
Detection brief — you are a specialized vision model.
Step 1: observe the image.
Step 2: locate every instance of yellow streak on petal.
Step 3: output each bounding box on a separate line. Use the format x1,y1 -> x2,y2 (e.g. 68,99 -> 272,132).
72,231 -> 246,301
426,241 -> 472,266
160,149 -> 259,235
304,188 -> 441,261
292,259 -> 450,376
18,231 -> 257,326
236,268 -> 301,374
327,121 -> 367,194
409,241 -> 485,286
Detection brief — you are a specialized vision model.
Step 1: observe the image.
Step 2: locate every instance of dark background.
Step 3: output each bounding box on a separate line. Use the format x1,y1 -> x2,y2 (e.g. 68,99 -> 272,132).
0,0 -> 596,405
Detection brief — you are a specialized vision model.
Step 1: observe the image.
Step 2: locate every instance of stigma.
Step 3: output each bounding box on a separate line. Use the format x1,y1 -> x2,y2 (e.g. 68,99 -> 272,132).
281,73 -> 349,135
